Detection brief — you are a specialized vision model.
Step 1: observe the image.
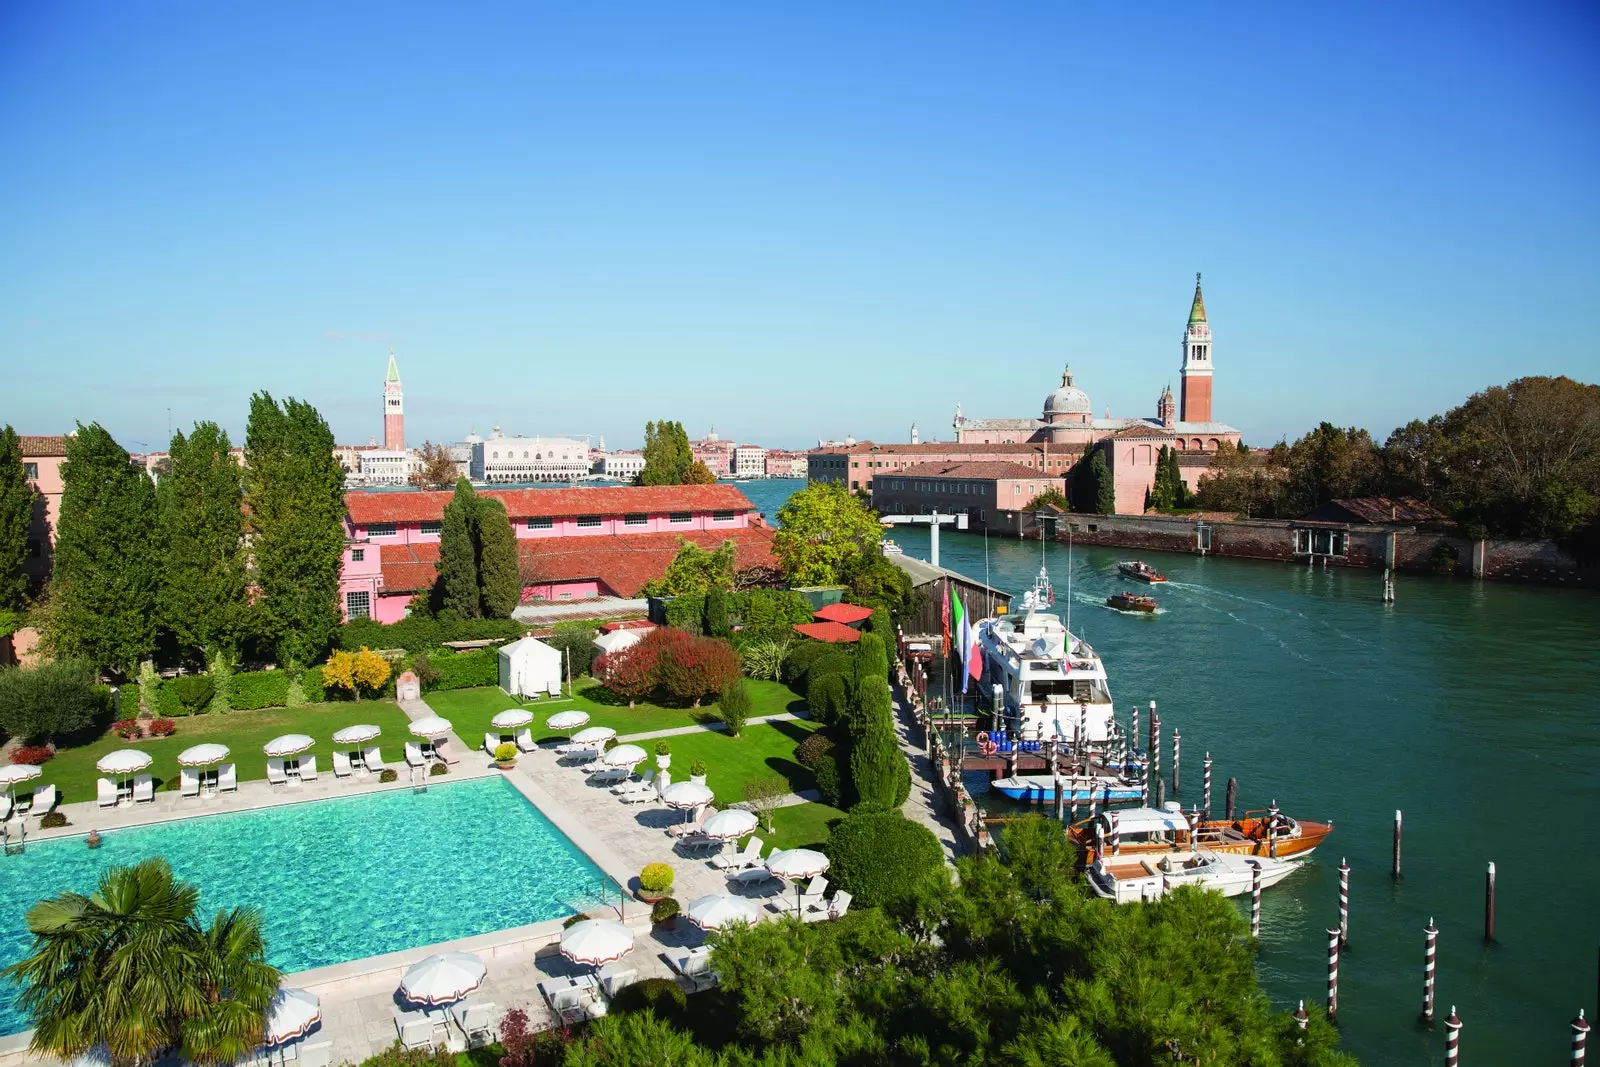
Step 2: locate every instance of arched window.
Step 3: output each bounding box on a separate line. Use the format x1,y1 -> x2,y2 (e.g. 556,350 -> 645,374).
1192,438 -> 1203,450
1207,438 -> 1221,450
1174,439 -> 1186,450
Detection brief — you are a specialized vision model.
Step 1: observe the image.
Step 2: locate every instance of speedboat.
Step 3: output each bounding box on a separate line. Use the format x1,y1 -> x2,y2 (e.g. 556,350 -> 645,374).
1087,848 -> 1303,903
1117,560 -> 1167,583
1106,592 -> 1158,613
1072,803 -> 1333,862
989,775 -> 1143,804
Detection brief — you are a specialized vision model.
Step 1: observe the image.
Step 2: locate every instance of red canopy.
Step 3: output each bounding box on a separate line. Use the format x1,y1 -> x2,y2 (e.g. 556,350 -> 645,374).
814,603 -> 875,625
792,621 -> 863,644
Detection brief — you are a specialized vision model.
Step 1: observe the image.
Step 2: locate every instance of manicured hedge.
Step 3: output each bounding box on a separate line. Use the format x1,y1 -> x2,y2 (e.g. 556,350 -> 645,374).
303,666 -> 327,703
824,811 -> 945,910
429,648 -> 499,691
335,615 -> 524,653
153,680 -> 185,719
230,670 -> 290,710
664,594 -> 705,633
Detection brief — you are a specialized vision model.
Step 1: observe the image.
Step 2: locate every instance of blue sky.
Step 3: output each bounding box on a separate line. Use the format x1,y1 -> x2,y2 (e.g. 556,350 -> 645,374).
2,3 -> 1596,452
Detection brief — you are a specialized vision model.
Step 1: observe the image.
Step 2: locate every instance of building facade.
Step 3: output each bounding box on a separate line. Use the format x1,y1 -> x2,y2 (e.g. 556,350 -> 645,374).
18,435 -> 67,584
600,451 -> 646,481
764,450 -> 809,478
732,444 -> 765,478
473,428 -> 591,483
690,430 -> 735,476
871,461 -> 1068,537
383,351 -> 405,451
357,448 -> 418,486
809,442 -> 1066,494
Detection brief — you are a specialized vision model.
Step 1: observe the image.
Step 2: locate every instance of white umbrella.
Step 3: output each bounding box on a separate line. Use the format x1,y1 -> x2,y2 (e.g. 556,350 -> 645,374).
685,893 -> 760,932
559,919 -> 635,967
96,749 -> 152,775
702,808 -> 758,840
571,725 -> 616,745
546,710 -> 590,731
0,765 -> 42,789
661,781 -> 714,810
491,709 -> 534,729
601,743 -> 648,768
399,952 -> 486,1006
263,987 -> 322,1044
263,734 -> 315,758
767,848 -> 831,914
332,724 -> 380,744
177,743 -> 229,767
408,716 -> 453,739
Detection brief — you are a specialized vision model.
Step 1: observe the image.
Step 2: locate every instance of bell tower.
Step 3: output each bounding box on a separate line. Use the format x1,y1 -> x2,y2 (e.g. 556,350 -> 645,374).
383,349 -> 404,451
1179,273 -> 1213,423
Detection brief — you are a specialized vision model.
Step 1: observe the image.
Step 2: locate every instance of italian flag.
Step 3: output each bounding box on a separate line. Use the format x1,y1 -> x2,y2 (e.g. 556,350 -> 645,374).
950,588 -> 965,671
965,606 -> 982,692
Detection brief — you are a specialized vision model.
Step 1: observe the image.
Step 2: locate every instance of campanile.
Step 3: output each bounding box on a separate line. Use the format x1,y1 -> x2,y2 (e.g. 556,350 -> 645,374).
1179,273 -> 1213,423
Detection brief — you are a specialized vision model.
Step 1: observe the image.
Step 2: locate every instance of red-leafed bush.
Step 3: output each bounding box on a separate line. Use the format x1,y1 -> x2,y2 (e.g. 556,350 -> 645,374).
112,719 -> 142,740
658,633 -> 742,707
10,745 -> 53,765
148,719 -> 177,737
595,634 -> 664,708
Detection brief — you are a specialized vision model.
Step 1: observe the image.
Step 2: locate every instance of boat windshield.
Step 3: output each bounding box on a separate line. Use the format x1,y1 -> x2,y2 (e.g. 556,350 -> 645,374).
1036,678 -> 1108,703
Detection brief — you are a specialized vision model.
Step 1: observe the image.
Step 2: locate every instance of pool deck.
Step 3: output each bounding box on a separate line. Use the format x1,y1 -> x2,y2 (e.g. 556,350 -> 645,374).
0,696 -> 807,1067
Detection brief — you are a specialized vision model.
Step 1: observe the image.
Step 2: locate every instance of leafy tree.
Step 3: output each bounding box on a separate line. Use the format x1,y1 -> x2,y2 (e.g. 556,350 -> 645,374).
0,660 -> 104,741
718,677 -> 752,735
642,538 -> 737,598
544,623 -> 597,679
564,1009 -> 717,1067
2,858 -> 279,1067
1022,487 -> 1070,513
407,441 -> 459,489
158,423 -> 249,664
825,810 -> 945,910
436,478 -> 483,619
1195,440 -> 1285,517
244,395 -> 346,668
742,773 -> 786,831
683,460 -> 717,485
657,633 -> 741,707
1380,415 -> 1450,503
845,555 -> 913,620
476,497 -> 522,618
854,631 -> 888,686
1148,445 -> 1189,511
321,647 -> 391,700
594,635 -> 662,707
1281,422 -> 1384,515
48,424 -> 159,675
638,421 -> 697,486
0,426 -> 36,609
775,482 -> 883,586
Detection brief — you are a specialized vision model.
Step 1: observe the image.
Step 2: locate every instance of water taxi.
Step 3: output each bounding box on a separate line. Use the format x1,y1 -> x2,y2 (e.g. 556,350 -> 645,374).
1072,804 -> 1333,861
1088,848 -> 1303,903
1117,560 -> 1167,583
1106,592 -> 1158,613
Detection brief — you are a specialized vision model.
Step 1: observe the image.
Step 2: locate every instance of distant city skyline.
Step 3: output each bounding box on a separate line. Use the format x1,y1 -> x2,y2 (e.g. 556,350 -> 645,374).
2,4 -> 1596,451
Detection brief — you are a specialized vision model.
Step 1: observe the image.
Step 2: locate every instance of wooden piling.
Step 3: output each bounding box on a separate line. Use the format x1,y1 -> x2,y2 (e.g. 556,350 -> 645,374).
1155,777 -> 1166,809
1172,730 -> 1181,795
1051,739 -> 1064,823
1444,1007 -> 1461,1065
1484,861 -> 1496,943
1422,917 -> 1437,1023
1392,809 -> 1403,880
1338,857 -> 1350,947
1202,752 -> 1212,818
1573,1010 -> 1590,1067
1226,777 -> 1237,821
1249,860 -> 1262,939
1326,927 -> 1340,1021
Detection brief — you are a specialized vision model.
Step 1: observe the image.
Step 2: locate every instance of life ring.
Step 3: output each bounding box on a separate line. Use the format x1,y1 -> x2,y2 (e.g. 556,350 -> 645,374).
975,731 -> 997,756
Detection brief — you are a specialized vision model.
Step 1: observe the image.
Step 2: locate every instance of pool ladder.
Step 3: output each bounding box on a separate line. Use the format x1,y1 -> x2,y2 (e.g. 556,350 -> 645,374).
410,764 -> 428,793
2,817 -> 25,856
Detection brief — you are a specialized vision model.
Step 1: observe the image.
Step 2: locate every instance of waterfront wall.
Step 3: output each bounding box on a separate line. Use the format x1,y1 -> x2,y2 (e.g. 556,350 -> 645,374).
1056,514 -> 1596,588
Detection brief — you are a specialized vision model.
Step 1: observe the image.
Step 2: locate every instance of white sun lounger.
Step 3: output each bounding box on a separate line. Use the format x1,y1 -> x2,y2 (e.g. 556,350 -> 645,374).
364,746 -> 385,771
804,889 -> 853,922
600,967 -> 639,999
405,742 -> 425,767
266,759 -> 289,786
218,764 -> 237,792
394,1012 -> 433,1050
180,768 -> 201,798
612,769 -> 654,795
547,678 -> 562,697
542,984 -> 590,1026
669,947 -> 719,992
434,740 -> 460,765
711,836 -> 763,870
774,876 -> 830,914
731,860 -> 781,892
0,794 -> 10,820
332,751 -> 352,778
667,806 -> 713,838
29,784 -> 57,816
484,733 -> 502,756
451,1001 -> 500,1047
515,727 -> 537,753
299,755 -> 318,781
298,1040 -> 333,1067
132,774 -> 154,803
97,778 -> 117,807
558,743 -> 598,759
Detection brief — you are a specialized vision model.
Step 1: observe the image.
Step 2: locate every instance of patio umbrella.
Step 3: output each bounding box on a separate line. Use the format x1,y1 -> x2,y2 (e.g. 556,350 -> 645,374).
408,716 -> 453,739
263,988 -> 322,1044
546,710 -> 590,731
332,724 -> 381,744
685,893 -> 760,932
177,743 -> 230,767
399,952 -> 487,1006
96,749 -> 152,775
571,725 -> 616,745
491,709 -> 534,729
661,780 -> 713,810
0,765 -> 42,790
702,808 -> 758,841
559,919 -> 635,967
263,734 -> 315,758
766,848 -> 831,915
601,743 -> 648,768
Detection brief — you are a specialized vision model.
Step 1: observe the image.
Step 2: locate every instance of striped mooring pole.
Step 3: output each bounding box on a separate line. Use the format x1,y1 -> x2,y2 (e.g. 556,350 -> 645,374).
1393,809 -> 1403,880
1077,703 -> 1088,773
1155,776 -> 1167,809
1294,1000 -> 1308,1031
1088,778 -> 1099,823
1421,917 -> 1438,1024
1069,777 -> 1081,826
1131,705 -> 1140,755
1249,860 -> 1262,939
1226,777 -> 1238,821
1109,810 -> 1121,856
1141,760 -> 1151,806
1326,927 -> 1340,1020
1267,800 -> 1279,858
1337,857 -> 1350,947
1172,730 -> 1181,795
1444,1006 -> 1461,1066
1573,1009 -> 1590,1066
1484,861 -> 1496,943
1051,740 -> 1065,822
1202,752 -> 1213,818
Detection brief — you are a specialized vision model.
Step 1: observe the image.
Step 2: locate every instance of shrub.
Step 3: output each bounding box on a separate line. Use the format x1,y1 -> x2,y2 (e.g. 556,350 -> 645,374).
428,761 -> 448,777
812,751 -> 847,809
663,593 -> 706,634
781,639 -> 828,688
229,669 -> 290,710
650,897 -> 680,925
0,660 -> 107,741
657,634 -> 741,707
795,731 -> 835,768
607,976 -> 688,1022
302,666 -> 326,703
335,615 -> 524,653
738,635 -> 792,682
868,606 -> 893,638
494,742 -> 518,762
718,678 -> 751,736
689,760 -> 707,777
824,810 -> 945,910
378,768 -> 398,783
39,811 -> 68,829
807,673 -> 848,725
855,632 -> 889,685
349,1039 -> 456,1067
154,680 -> 185,719
654,740 -> 671,757
593,642 -> 658,707
638,862 -> 674,894
111,718 -> 141,740
849,678 -> 906,811
148,718 -> 176,737
806,648 -> 855,694
742,775 -> 787,833
11,745 -> 52,765
428,648 -> 499,691
543,626 -> 596,679
322,647 -> 392,701
703,587 -> 730,639
174,673 -> 215,715
498,1006 -> 572,1067
409,653 -> 441,690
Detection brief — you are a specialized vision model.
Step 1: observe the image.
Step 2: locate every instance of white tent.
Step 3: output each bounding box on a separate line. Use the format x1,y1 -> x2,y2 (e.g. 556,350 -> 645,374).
592,629 -> 643,657
498,636 -> 562,698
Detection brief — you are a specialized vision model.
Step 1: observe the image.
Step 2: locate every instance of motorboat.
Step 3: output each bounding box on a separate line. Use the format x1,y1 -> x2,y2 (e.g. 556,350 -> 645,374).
1106,592 -> 1158,613
1117,560 -> 1167,583
1072,803 -> 1333,862
989,775 -> 1144,804
1087,848 -> 1304,903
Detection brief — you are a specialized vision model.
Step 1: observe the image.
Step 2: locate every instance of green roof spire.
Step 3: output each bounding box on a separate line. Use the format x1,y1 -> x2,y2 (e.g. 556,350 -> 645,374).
386,348 -> 400,382
1188,272 -> 1207,324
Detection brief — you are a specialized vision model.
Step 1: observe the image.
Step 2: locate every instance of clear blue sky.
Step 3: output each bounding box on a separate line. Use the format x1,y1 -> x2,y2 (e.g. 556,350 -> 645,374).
2,3 -> 1596,452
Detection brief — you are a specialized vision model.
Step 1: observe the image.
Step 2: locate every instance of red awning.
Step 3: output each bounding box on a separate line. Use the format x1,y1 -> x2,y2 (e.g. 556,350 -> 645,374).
792,621 -> 863,644
813,603 -> 874,625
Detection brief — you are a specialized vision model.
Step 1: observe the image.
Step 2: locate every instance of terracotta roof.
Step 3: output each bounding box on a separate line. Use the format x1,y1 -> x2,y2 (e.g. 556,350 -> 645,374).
814,603 -> 874,625
1320,497 -> 1447,524
792,621 -> 862,644
815,442 -> 1045,456
19,435 -> 69,457
1105,424 -> 1176,440
891,460 -> 1056,481
346,483 -> 758,525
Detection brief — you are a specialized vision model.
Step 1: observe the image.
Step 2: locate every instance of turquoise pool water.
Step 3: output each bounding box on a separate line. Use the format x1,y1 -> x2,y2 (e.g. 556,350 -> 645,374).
0,777 -> 606,1036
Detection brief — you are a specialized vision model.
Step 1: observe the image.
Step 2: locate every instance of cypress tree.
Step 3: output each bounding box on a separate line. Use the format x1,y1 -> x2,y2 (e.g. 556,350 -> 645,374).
158,423 -> 248,663
1167,446 -> 1189,507
245,394 -> 347,667
703,586 -> 730,638
0,426 -> 35,609
476,497 -> 521,619
849,676 -> 905,811
49,424 -> 159,674
437,477 -> 482,619
1090,449 -> 1116,515
855,631 -> 888,687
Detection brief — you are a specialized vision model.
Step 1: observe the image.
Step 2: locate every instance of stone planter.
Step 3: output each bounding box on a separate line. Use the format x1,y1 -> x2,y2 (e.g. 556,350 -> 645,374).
636,888 -> 668,904
689,774 -> 707,787
496,759 -> 516,771
656,754 -> 672,771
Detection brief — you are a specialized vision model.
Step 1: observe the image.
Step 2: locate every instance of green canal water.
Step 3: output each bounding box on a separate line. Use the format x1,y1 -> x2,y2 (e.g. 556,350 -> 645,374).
742,479 -> 1600,1066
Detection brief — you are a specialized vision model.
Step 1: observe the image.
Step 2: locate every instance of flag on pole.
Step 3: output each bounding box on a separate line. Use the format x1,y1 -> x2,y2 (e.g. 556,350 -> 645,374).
941,580 -> 951,655
950,588 -> 965,669
966,611 -> 982,689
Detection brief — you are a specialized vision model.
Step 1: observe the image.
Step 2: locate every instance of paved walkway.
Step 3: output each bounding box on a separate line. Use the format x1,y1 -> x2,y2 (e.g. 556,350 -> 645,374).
891,685 -> 964,871
615,711 -> 801,743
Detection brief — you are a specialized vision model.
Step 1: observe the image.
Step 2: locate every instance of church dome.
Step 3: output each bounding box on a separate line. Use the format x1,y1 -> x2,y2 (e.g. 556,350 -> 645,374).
1043,365 -> 1091,417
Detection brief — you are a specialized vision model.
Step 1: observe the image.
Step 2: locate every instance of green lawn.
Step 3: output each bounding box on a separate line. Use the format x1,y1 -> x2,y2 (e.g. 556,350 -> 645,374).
423,678 -> 805,750
655,718 -> 821,808
764,801 -> 848,853
36,702 -> 413,807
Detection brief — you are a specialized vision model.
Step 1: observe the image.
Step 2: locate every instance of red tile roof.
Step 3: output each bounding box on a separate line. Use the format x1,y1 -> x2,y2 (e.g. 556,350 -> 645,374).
346,484 -> 759,526
1322,497 -> 1447,524
814,603 -> 874,625
1105,424 -> 1176,440
792,621 -> 862,644
818,442 -> 1045,456
892,461 -> 1058,481
19,436 -> 69,457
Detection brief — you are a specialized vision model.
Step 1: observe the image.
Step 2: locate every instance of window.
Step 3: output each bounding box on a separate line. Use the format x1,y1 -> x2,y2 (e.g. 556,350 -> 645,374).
351,549 -> 365,562
669,512 -> 692,524
22,462 -> 37,480
712,510 -> 736,521
624,513 -> 648,526
419,521 -> 442,535
577,515 -> 602,528
492,451 -> 499,459
851,481 -> 859,490
367,523 -> 397,537
345,591 -> 370,619
527,516 -> 553,530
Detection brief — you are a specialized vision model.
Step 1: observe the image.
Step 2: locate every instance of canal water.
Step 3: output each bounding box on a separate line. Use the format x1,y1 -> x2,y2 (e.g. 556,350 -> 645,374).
739,481 -> 1600,1065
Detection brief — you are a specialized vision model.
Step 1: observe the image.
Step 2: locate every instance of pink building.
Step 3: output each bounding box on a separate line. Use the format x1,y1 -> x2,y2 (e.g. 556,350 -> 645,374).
339,483 -> 777,622
689,429 -> 735,476
18,435 -> 68,584
871,461 -> 1069,538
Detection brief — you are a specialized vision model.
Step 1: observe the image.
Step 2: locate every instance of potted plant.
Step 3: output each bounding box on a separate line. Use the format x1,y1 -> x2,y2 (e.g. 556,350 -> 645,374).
637,862 -> 674,903
654,740 -> 672,770
689,760 -> 708,786
651,897 -> 680,929
494,742 -> 518,770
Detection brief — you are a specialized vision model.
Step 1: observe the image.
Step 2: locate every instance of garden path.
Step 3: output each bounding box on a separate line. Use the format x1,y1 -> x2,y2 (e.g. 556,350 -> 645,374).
891,684 -> 964,871
614,711 -> 802,743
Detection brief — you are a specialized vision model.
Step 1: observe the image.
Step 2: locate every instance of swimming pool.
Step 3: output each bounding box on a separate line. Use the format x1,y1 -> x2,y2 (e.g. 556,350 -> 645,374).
0,776 -> 606,1036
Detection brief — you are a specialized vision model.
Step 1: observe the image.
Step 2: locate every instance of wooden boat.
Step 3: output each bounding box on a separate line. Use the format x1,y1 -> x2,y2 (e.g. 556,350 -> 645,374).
989,774 -> 1144,804
1117,560 -> 1167,583
1071,804 -> 1334,862
1106,592 -> 1158,613
1088,848 -> 1304,903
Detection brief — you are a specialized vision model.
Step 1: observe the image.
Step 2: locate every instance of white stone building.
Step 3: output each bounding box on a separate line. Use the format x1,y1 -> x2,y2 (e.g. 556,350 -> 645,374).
474,428 -> 591,483
733,444 -> 766,478
600,451 -> 646,481
357,449 -> 418,486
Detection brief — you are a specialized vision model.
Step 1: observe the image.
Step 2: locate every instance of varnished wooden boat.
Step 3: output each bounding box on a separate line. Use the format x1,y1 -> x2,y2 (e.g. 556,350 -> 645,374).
1072,806 -> 1334,862
1106,592 -> 1158,613
1117,560 -> 1167,583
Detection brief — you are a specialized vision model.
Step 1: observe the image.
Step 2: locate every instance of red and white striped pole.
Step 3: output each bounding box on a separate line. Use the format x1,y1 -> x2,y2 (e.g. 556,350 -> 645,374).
1421,917 -> 1438,1023
1294,999 -> 1308,1031
1444,1006 -> 1461,1066
1326,927 -> 1340,1021
1202,752 -> 1212,818
1110,810 -> 1121,856
1172,729 -> 1181,795
1249,860 -> 1262,939
1572,1009 -> 1589,1067
1338,858 -> 1350,947
1131,705 -> 1140,756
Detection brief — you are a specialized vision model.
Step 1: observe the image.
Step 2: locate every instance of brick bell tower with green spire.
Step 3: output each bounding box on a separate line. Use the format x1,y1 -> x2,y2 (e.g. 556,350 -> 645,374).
1179,273 -> 1213,423
383,349 -> 404,451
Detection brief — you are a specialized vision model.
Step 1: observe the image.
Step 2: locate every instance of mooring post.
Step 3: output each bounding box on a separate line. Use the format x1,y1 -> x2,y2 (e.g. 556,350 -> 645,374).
1151,713 -> 1162,788
1141,760 -> 1151,806
1338,857 -> 1350,947
1267,800 -> 1280,858
1422,917 -> 1438,1023
1088,777 -> 1099,823
1484,861 -> 1496,943
1393,809 -> 1403,880
1155,777 -> 1167,809
1326,927 -> 1340,1021
1444,1007 -> 1461,1066
1051,739 -> 1064,823
1077,702 -> 1088,774
1202,751 -> 1212,818
1226,776 -> 1238,821
1131,705 -> 1140,754
1172,729 -> 1181,795
1249,860 -> 1262,939
1295,1000 -> 1309,1031
1109,810 -> 1121,856
1573,1010 -> 1590,1067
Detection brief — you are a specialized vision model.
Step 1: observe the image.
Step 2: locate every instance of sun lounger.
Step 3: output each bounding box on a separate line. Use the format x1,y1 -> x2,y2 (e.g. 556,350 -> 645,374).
611,769 -> 654,795
332,751 -> 352,778
669,948 -> 719,992
364,746 -> 386,771
300,756 -> 318,781
620,785 -> 657,805
179,768 -> 201,798
29,784 -> 57,816
667,806 -> 713,838
434,740 -> 460,765
542,983 -> 590,1026
97,778 -> 117,807
515,727 -> 537,753
298,1041 -> 333,1067
731,865 -> 780,891
677,833 -> 720,857
266,759 -> 289,786
804,889 -> 853,922
218,764 -> 237,792
590,766 -> 628,785
0,794 -> 10,821
451,1001 -> 500,1047
405,742 -> 425,767
133,774 -> 154,803
711,836 -> 763,871
484,733 -> 501,756
394,1012 -> 434,1050
600,967 -> 639,999
774,876 -> 829,914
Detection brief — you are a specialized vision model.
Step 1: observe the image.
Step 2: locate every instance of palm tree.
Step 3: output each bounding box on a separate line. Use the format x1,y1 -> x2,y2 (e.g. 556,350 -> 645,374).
2,858 -> 280,1067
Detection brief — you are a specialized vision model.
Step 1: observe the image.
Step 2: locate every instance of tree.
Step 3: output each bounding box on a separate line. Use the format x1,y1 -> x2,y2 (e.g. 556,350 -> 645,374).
48,424 -> 159,675
244,395 -> 346,668
1022,487 -> 1070,513
854,631 -> 888,686
641,538 -> 736,597
407,441 -> 459,489
158,423 -> 248,665
321,647 -> 391,700
0,660 -> 104,741
1068,445 -> 1116,515
1195,441 -> 1286,517
742,774 -> 786,831
0,426 -> 36,609
595,635 -> 662,706
774,482 -> 883,586
848,676 -> 907,810
436,478 -> 482,619
1148,445 -> 1189,511
683,460 -> 717,485
1281,422 -> 1384,515
718,677 -> 752,734
3,858 -> 279,1067
657,634 -> 742,707
824,810 -> 946,910
638,421 -> 697,486
703,586 -> 731,638
476,498 -> 522,618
